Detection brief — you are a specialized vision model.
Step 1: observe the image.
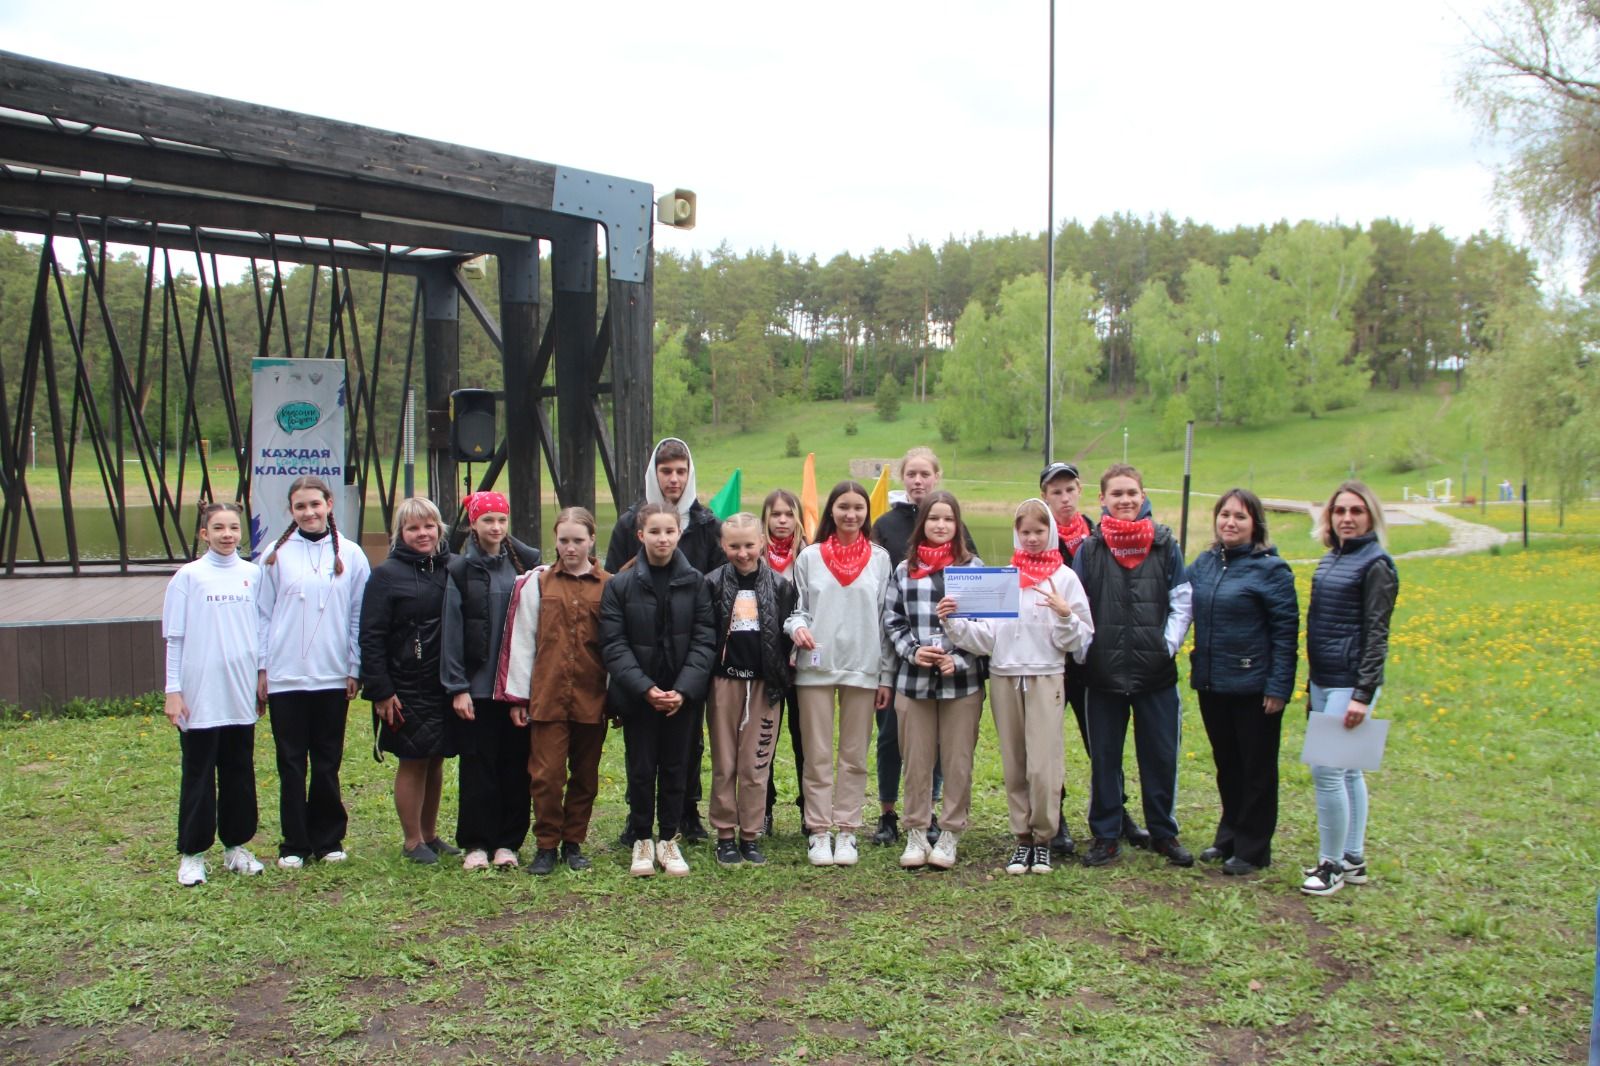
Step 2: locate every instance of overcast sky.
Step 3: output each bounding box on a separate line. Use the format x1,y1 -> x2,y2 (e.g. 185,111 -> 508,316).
2,0 -> 1522,266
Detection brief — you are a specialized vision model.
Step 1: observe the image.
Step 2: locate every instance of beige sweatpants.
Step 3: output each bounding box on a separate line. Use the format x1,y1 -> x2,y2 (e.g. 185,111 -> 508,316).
707,676 -> 777,840
796,684 -> 876,831
896,691 -> 984,833
989,673 -> 1066,843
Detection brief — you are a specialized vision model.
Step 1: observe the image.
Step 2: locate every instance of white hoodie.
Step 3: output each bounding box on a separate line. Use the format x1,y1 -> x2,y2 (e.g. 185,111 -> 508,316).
257,528 -> 370,693
942,500 -> 1094,677
644,436 -> 698,522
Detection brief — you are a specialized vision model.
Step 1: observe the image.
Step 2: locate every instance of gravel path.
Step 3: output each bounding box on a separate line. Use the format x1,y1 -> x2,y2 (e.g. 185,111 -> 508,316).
1261,497 -> 1511,560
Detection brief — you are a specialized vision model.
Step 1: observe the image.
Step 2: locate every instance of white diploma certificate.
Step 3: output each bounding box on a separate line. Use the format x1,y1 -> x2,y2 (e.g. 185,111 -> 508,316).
943,567 -> 1020,618
1299,713 -> 1390,772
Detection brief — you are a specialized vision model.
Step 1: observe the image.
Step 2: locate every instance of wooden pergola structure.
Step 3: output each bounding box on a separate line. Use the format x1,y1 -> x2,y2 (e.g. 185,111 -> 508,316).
0,50 -> 658,571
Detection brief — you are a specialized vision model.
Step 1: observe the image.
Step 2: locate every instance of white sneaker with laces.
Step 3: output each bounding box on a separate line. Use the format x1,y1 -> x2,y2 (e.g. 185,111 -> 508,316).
630,838 -> 657,877
491,848 -> 519,868
462,849 -> 490,871
833,831 -> 859,866
901,829 -> 932,868
178,853 -> 207,886
807,832 -> 835,867
321,849 -> 348,864
223,846 -> 263,875
928,829 -> 959,869
656,837 -> 690,876
277,854 -> 304,870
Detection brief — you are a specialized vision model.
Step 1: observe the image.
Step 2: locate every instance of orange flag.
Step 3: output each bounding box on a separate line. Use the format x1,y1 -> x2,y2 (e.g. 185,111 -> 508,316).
868,464 -> 891,524
800,452 -> 820,541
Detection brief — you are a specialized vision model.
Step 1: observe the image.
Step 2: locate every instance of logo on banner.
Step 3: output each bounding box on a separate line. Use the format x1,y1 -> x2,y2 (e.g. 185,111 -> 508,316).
275,401 -> 322,434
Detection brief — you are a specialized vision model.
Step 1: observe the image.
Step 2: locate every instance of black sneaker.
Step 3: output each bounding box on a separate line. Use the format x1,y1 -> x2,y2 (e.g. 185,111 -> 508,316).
1222,856 -> 1261,877
1152,838 -> 1194,867
561,842 -> 591,872
1029,845 -> 1053,875
739,840 -> 768,866
1301,859 -> 1344,896
1340,854 -> 1369,884
1049,806 -> 1076,857
1121,812 -> 1151,850
1082,838 -> 1120,867
616,827 -> 639,849
401,842 -> 438,865
927,814 -> 942,846
681,815 -> 710,844
871,811 -> 900,846
1005,844 -> 1032,875
526,848 -> 559,876
1199,845 -> 1228,863
714,839 -> 742,867
426,837 -> 463,858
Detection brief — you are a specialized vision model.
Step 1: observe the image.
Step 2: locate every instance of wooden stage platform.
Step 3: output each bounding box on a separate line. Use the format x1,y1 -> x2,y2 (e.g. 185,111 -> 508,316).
0,573 -> 173,709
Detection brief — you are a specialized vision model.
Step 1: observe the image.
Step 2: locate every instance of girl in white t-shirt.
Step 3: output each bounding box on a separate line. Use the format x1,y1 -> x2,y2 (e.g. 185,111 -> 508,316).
163,502 -> 265,887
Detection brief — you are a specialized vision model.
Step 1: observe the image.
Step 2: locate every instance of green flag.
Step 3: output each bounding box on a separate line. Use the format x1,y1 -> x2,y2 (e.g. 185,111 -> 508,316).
708,468 -> 742,519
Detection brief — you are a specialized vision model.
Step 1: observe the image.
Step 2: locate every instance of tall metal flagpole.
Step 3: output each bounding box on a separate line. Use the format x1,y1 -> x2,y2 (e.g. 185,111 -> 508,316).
1043,0 -> 1056,466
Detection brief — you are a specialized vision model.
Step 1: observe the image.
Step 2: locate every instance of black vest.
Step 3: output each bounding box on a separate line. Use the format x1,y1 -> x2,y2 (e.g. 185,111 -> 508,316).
1078,525 -> 1179,694
447,538 -> 540,671
1306,534 -> 1392,688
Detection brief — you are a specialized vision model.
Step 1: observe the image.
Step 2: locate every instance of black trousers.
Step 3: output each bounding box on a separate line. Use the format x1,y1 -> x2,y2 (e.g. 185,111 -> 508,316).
766,685 -> 803,819
680,701 -> 707,825
1066,677 -> 1128,814
1084,686 -> 1181,842
1197,690 -> 1282,867
178,724 -> 258,855
456,699 -> 531,853
269,689 -> 349,859
624,705 -> 697,840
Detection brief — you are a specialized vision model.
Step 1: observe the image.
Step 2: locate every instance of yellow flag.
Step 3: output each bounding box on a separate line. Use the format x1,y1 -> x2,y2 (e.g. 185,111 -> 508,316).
801,452 -> 820,541
868,463 -> 891,524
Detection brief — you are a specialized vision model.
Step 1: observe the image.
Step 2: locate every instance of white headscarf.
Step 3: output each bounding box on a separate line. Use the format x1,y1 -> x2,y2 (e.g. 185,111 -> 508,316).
1013,498 -> 1062,552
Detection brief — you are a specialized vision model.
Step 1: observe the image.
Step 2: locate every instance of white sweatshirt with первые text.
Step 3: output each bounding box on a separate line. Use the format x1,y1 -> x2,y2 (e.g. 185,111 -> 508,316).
163,549 -> 261,730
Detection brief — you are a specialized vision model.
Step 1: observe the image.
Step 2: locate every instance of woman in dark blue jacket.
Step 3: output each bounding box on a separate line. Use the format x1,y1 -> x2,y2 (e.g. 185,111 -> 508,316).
1188,489 -> 1298,876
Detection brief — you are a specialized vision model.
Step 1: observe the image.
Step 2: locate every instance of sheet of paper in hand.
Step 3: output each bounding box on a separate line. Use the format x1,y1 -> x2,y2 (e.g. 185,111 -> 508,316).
944,567 -> 1020,618
1299,713 -> 1390,772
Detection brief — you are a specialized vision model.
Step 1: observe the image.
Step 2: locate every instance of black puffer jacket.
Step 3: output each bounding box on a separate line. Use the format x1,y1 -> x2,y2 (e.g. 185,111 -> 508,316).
1073,523 -> 1185,694
360,541 -> 457,759
445,536 -> 541,673
703,560 -> 797,706
1306,533 -> 1398,704
1188,543 -> 1299,701
605,501 -> 723,575
600,547 -> 717,716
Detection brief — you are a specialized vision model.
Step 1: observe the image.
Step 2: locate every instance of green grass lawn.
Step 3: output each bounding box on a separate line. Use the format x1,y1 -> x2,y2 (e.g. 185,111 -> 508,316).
1,544 -> 1595,1063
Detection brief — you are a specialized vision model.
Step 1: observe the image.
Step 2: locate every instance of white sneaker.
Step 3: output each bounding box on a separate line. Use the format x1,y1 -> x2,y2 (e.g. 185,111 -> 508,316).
321,849 -> 349,864
833,832 -> 859,866
630,838 -> 657,877
491,848 -> 519,868
656,837 -> 690,876
807,832 -> 835,867
223,846 -> 263,875
900,828 -> 932,868
462,849 -> 490,871
178,854 -> 207,886
276,854 -> 304,870
928,829 -> 959,869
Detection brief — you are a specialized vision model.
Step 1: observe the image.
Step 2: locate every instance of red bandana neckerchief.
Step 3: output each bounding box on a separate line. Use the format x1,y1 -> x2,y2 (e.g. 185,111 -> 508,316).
1011,547 -> 1063,589
908,540 -> 955,580
1099,514 -> 1155,570
765,535 -> 796,574
819,534 -> 872,586
1058,513 -> 1091,557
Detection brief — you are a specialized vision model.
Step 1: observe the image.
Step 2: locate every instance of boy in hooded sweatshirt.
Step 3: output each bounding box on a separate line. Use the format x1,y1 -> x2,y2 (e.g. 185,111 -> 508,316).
604,438 -> 724,842
939,499 -> 1094,875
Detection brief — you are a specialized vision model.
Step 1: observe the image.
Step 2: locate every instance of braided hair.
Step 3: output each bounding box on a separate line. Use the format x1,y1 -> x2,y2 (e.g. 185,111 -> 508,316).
264,475 -> 345,574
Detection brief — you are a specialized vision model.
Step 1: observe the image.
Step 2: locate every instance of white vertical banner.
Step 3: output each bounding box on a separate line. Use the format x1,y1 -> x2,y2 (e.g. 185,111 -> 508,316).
249,358 -> 348,555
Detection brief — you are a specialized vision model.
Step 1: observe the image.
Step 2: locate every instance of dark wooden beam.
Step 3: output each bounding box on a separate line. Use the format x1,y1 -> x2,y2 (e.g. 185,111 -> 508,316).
421,264 -> 460,528
0,51 -> 560,209
0,122 -> 566,241
0,210 -> 451,273
498,244 -> 542,545
608,254 -> 653,510
553,224 -> 598,512
0,174 -> 527,256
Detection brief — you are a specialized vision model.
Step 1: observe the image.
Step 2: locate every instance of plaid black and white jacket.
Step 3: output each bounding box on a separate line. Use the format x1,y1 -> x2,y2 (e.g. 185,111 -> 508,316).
882,558 -> 987,700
